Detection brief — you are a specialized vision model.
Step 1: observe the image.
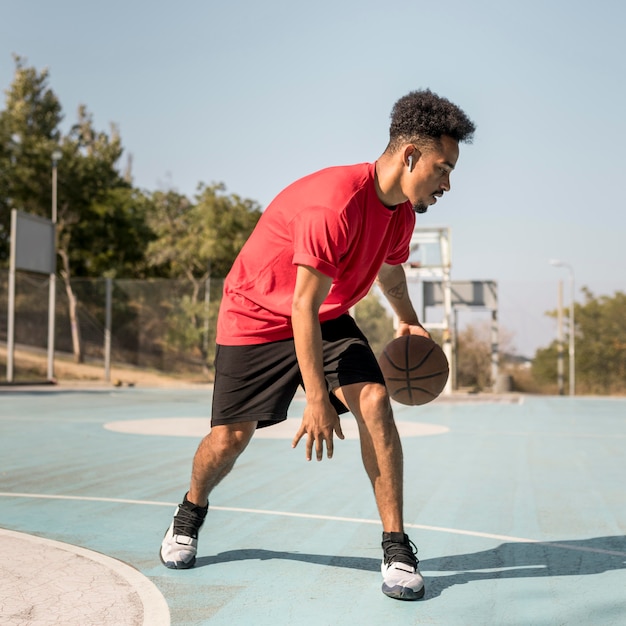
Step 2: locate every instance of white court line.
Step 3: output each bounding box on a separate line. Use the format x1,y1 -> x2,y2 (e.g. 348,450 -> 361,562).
2,491 -> 625,558
0,527 -> 170,626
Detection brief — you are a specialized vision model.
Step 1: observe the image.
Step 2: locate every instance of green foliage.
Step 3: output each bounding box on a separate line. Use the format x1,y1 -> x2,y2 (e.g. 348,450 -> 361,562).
144,184 -> 261,368
531,341 -> 563,392
145,183 -> 262,280
532,288 -> 626,394
0,57 -> 268,374
0,56 -> 63,261
574,288 -> 626,393
165,294 -> 207,351
55,107 -> 144,278
354,291 -> 395,357
0,57 -> 152,278
69,186 -> 156,278
163,286 -> 221,368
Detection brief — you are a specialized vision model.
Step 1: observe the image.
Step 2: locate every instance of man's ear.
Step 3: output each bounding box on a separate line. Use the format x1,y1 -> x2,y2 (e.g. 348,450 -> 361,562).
404,144 -> 421,172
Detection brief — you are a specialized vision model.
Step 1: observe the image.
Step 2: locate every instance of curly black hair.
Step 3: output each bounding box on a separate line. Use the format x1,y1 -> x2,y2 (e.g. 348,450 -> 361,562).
387,89 -> 475,152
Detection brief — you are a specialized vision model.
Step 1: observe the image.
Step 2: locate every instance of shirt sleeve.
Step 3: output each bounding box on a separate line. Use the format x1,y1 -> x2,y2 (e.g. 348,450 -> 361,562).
290,206 -> 349,279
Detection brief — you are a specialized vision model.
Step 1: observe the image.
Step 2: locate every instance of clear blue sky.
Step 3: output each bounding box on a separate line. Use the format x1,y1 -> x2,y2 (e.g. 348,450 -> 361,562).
2,0 -> 624,357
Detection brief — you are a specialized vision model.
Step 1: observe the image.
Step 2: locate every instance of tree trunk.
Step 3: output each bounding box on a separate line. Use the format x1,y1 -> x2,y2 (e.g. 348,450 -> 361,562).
58,248 -> 84,364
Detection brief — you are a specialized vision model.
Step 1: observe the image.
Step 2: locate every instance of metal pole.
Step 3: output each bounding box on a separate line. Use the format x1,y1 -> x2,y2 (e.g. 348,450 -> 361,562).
549,259 -> 575,396
491,308 -> 499,392
568,268 -> 575,396
47,151 -> 61,381
104,277 -> 112,382
7,266 -> 15,382
203,272 -> 211,356
452,308 -> 458,391
47,277 -> 56,380
7,210 -> 18,382
557,280 -> 564,395
440,229 -> 453,396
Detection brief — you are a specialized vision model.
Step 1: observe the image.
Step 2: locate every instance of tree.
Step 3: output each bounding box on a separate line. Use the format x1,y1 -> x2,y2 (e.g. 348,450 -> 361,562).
145,183 -> 262,369
454,323 -> 495,390
531,341 -> 562,392
53,107 -> 133,362
0,56 -> 62,262
576,289 -> 626,393
455,321 -> 515,391
1,58 -> 154,362
72,186 -> 156,278
354,291 -> 395,357
533,289 -> 626,394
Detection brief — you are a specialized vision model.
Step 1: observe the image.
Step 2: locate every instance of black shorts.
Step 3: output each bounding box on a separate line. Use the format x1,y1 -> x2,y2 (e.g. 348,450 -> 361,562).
211,314 -> 385,429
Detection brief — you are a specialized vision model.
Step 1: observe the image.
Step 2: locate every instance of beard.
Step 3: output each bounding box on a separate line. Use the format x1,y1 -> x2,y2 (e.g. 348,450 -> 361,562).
413,202 -> 428,214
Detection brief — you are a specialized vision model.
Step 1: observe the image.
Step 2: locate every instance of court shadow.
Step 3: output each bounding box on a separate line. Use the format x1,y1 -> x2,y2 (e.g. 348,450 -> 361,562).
195,549 -> 379,572
194,535 -> 626,600
420,535 -> 626,599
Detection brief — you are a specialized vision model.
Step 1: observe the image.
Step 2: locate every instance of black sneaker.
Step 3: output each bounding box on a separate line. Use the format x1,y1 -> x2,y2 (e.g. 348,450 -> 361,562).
159,494 -> 208,569
381,531 -> 425,600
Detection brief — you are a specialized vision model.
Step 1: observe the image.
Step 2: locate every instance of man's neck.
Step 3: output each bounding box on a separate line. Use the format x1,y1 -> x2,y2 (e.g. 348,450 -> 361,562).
375,155 -> 407,208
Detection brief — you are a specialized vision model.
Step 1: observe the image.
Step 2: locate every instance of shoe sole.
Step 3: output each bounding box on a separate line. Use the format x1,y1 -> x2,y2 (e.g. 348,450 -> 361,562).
159,552 -> 196,569
159,547 -> 196,570
382,583 -> 425,601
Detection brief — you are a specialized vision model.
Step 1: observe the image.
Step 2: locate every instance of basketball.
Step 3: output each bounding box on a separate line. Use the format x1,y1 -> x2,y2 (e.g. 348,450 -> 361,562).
378,335 -> 449,405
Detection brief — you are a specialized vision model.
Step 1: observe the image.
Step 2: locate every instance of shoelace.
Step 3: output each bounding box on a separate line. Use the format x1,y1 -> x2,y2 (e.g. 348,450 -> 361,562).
173,504 -> 206,538
382,537 -> 418,568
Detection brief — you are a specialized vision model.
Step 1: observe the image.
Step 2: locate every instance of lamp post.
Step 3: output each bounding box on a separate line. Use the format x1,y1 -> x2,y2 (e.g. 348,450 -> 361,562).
47,150 -> 62,381
549,259 -> 575,396
555,279 -> 565,395
51,150 -> 61,221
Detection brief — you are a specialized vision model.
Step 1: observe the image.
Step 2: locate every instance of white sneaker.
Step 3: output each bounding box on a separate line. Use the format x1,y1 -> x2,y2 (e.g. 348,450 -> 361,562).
159,495 -> 207,569
381,532 -> 425,600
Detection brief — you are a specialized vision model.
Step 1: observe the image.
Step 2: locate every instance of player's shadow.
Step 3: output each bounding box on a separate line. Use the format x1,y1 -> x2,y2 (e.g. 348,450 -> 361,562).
194,550 -> 377,572
419,535 -> 626,598
194,535 -> 626,600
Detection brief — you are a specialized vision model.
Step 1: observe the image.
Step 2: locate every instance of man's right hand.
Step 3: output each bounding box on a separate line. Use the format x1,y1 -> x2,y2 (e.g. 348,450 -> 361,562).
292,398 -> 345,461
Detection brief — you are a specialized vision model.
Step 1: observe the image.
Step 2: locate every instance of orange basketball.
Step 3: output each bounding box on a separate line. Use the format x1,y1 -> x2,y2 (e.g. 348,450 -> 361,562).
378,335 -> 449,405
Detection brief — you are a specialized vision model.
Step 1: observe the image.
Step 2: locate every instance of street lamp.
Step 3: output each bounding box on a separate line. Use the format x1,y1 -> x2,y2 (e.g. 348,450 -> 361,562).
549,259 -> 575,395
47,150 -> 62,380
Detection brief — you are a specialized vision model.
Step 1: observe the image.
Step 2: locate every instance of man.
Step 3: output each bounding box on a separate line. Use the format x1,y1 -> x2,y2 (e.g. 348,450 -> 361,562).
160,89 -> 475,601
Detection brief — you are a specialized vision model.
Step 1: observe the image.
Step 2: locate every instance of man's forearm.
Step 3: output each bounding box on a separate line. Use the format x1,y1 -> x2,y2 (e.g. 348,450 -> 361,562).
376,264 -> 420,325
291,306 -> 328,402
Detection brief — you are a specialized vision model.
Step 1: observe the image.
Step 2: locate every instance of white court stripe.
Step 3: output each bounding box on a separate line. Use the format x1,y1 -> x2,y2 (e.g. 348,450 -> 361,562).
0,491 -> 176,507
2,491 -> 625,558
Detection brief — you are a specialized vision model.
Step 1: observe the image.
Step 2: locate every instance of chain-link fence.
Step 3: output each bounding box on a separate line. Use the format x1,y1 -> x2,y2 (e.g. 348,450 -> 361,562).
0,270 -> 225,381
0,270 -> 397,383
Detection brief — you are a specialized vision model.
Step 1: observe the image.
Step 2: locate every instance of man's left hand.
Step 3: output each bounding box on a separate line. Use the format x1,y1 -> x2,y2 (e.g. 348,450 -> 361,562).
397,322 -> 430,339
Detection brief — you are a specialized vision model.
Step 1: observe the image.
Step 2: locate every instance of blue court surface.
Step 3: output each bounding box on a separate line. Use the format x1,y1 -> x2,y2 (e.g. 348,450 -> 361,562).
1,386 -> 625,625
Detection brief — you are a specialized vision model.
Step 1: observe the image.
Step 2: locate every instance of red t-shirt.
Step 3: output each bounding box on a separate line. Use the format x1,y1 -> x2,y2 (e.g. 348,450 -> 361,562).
216,162 -> 415,345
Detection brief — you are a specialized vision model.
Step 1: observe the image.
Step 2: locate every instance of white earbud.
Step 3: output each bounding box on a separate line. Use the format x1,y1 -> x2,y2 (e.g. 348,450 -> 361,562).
408,155 -> 414,172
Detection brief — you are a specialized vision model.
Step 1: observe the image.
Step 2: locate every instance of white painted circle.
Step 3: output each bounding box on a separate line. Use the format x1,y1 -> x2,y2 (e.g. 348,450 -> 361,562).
104,417 -> 449,439
0,528 -> 170,625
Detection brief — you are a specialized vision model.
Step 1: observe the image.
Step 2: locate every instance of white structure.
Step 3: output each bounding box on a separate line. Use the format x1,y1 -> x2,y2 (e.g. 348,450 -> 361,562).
403,226 -> 500,393
424,280 -> 499,391
6,210 -> 56,382
403,226 -> 454,395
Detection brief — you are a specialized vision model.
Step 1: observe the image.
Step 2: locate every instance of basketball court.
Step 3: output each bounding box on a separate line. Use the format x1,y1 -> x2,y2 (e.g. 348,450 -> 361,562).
1,386 -> 625,625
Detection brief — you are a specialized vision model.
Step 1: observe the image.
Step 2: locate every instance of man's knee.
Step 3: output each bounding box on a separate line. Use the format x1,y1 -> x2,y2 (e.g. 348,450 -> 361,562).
340,382 -> 393,422
360,383 -> 393,418
207,421 -> 257,457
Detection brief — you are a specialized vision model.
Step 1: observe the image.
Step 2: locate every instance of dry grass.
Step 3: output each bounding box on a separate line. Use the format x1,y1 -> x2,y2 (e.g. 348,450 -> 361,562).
0,344 -> 210,389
